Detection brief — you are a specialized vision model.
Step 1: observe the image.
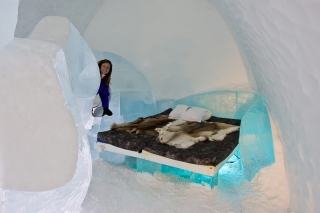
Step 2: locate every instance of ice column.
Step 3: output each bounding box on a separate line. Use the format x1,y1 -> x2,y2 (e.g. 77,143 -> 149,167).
1,16 -> 99,212
239,97 -> 275,181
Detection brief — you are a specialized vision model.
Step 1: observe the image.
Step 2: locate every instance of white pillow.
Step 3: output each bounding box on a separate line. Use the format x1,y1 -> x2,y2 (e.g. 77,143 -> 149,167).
169,104 -> 212,122
168,105 -> 189,119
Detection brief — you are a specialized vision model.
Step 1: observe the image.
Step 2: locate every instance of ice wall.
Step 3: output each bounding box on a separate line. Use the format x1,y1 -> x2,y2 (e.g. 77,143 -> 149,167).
211,0 -> 320,212
0,0 -> 19,49
83,0 -> 250,100
0,16 -> 99,212
239,97 -> 275,181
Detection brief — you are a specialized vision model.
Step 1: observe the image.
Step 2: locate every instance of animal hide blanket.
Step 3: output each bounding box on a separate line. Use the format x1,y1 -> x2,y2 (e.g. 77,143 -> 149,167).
111,115 -> 174,137
158,119 -> 239,149
111,114 -> 239,149
98,108 -> 241,166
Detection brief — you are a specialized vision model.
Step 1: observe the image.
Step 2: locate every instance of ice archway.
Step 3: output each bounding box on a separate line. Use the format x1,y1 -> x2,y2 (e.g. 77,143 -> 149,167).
1,0 -> 319,212
84,2 -> 320,210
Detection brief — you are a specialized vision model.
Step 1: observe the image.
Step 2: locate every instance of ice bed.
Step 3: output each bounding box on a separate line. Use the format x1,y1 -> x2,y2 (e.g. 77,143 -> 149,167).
96,108 -> 241,188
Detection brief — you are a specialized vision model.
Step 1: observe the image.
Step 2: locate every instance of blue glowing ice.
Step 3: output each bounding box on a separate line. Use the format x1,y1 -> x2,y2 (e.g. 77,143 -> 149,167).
239,97 -> 275,181
99,152 -> 219,188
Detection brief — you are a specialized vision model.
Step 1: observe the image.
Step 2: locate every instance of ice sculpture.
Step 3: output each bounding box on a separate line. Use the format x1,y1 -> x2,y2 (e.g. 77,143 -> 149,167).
29,17 -> 100,129
239,97 -> 275,180
0,16 -> 99,212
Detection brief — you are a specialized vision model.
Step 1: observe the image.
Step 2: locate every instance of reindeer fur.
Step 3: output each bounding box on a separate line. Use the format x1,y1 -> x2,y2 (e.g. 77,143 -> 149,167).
111,115 -> 174,137
158,119 -> 239,149
111,114 -> 239,149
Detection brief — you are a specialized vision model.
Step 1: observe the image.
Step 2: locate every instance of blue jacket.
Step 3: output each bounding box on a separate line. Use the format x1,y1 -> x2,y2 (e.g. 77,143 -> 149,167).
98,82 -> 110,108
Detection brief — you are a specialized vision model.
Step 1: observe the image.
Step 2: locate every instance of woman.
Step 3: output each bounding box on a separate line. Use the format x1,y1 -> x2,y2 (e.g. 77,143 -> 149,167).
97,59 -> 113,116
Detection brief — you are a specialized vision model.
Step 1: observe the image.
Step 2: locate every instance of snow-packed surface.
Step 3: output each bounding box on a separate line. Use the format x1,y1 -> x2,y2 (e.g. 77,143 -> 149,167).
80,115 -> 290,213
211,1 -> 320,211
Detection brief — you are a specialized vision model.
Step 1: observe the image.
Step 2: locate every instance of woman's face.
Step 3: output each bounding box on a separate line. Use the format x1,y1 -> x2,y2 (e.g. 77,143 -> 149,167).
100,63 -> 111,75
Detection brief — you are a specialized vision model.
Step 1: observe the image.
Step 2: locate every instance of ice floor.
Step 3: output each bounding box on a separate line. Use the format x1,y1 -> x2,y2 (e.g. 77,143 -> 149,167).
80,114 -> 290,213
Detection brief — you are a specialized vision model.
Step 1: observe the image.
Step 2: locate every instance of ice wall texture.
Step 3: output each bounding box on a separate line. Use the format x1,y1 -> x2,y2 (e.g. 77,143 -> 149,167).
15,0 -> 103,38
29,17 -> 101,128
93,50 -> 157,122
1,17 -> 99,212
0,0 -> 19,49
211,0 -> 320,212
239,97 -> 275,181
83,0 -> 249,100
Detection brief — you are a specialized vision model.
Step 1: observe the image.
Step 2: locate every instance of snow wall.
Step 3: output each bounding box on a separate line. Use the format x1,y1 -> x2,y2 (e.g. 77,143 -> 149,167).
0,13 -> 99,212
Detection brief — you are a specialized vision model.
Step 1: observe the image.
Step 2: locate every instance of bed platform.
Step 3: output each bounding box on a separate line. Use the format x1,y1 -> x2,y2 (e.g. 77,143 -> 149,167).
96,108 -> 241,188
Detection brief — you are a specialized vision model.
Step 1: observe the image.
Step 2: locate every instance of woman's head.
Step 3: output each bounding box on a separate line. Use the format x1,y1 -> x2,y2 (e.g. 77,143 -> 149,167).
98,59 -> 112,75
98,59 -> 113,85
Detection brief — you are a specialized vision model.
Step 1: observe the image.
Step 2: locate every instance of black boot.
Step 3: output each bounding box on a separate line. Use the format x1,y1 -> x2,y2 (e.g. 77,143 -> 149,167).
103,108 -> 113,116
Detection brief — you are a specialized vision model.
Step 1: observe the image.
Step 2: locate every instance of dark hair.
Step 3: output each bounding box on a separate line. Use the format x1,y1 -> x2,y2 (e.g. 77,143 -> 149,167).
98,59 -> 113,85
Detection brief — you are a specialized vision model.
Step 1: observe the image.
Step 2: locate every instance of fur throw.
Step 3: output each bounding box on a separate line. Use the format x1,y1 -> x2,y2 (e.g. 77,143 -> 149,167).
158,119 -> 239,149
111,115 -> 239,149
111,115 -> 174,137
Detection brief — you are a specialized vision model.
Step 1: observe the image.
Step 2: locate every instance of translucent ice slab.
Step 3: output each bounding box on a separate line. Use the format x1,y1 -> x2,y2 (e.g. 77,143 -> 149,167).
239,97 -> 275,181
156,90 -> 258,119
99,152 -> 219,189
30,16 -> 100,128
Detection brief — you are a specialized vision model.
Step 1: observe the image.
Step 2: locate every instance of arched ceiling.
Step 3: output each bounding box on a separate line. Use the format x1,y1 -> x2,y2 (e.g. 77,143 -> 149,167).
15,0 -> 103,38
